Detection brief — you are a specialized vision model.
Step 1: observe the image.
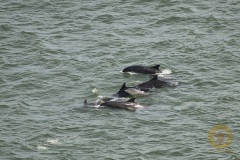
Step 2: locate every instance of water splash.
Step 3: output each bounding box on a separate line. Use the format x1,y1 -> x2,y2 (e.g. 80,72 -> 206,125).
161,69 -> 172,75
92,88 -> 99,94
134,104 -> 144,109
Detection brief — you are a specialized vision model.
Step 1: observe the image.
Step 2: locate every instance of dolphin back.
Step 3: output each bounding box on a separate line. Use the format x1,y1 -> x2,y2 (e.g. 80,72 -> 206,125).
137,75 -> 172,89
122,65 -> 160,74
100,99 -> 137,111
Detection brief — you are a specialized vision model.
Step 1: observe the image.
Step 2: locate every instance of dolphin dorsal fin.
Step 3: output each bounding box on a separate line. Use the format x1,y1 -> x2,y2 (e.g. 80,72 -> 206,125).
151,75 -> 158,81
119,83 -> 127,91
84,99 -> 87,104
151,65 -> 160,70
127,98 -> 136,102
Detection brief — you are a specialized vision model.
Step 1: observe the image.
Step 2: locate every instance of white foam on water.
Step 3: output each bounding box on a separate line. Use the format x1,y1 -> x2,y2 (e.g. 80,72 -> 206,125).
47,138 -> 59,144
135,104 -> 144,108
161,69 -> 172,75
97,95 -> 104,99
93,104 -> 103,108
92,88 -> 99,94
171,81 -> 179,86
37,145 -> 48,150
156,74 -> 164,77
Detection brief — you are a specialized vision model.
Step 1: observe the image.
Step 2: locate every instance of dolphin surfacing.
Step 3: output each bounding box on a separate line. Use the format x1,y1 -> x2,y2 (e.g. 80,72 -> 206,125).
122,65 -> 161,74
116,83 -> 133,97
116,83 -> 148,97
115,75 -> 174,97
100,98 -> 141,111
84,97 -> 113,106
137,75 -> 172,90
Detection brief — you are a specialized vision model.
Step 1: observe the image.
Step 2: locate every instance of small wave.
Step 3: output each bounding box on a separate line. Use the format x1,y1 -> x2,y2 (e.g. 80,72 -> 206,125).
0,104 -> 10,109
173,102 -> 200,111
154,16 -> 185,25
128,81 -> 143,86
170,81 -> 179,86
92,14 -> 114,24
0,24 -> 13,31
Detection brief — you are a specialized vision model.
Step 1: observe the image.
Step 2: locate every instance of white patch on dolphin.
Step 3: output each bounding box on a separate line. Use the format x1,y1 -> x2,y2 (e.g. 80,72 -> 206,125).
121,71 -> 139,75
125,88 -> 149,96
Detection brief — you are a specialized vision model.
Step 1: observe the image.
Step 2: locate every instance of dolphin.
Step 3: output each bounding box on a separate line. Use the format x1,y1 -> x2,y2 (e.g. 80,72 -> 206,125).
84,97 -> 113,106
136,75 -> 172,90
122,65 -> 161,74
116,83 -> 149,97
100,98 -> 141,111
115,76 -> 173,97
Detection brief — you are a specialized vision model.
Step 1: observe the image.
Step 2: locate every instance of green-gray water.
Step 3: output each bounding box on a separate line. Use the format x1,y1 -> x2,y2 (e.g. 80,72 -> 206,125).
0,0 -> 240,159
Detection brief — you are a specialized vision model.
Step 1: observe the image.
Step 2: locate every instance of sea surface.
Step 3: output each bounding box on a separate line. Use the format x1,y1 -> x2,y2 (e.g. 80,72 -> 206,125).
0,0 -> 240,159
